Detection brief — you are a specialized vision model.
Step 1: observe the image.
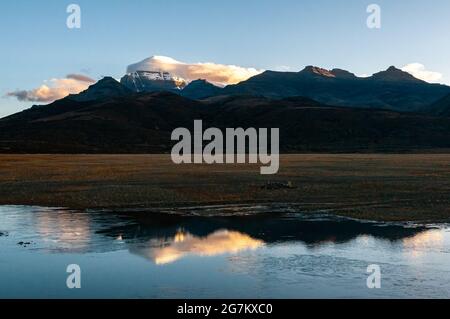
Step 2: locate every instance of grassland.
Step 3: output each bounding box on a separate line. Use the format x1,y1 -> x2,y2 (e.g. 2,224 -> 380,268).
0,154 -> 449,222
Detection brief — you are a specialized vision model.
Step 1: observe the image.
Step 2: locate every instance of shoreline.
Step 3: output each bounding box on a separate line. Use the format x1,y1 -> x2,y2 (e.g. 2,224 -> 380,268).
3,202 -> 449,225
1,154 -> 449,222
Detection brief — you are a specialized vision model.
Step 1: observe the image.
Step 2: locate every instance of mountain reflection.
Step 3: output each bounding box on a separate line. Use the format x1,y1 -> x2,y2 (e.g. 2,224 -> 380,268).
131,229 -> 264,265
17,207 -> 439,260
101,212 -> 428,247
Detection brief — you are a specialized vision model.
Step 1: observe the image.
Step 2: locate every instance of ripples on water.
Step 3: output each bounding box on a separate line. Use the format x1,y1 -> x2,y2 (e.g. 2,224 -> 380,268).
0,205 -> 449,298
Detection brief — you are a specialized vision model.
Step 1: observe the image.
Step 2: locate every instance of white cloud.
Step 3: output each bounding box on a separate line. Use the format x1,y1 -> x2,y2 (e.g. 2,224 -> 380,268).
127,55 -> 264,86
401,63 -> 443,83
273,65 -> 292,72
6,74 -> 95,102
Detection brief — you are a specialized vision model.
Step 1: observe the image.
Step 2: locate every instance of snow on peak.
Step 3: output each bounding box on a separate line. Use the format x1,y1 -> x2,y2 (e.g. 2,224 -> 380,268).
126,56 -> 263,86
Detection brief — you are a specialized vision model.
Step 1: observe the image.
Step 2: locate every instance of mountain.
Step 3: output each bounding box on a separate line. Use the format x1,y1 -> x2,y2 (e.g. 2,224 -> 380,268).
181,79 -> 222,99
2,82 -> 450,153
120,70 -> 187,93
67,77 -> 132,102
371,66 -> 425,83
299,66 -> 337,78
220,66 -> 450,112
428,93 -> 450,116
330,68 -> 357,79
0,90 -> 202,153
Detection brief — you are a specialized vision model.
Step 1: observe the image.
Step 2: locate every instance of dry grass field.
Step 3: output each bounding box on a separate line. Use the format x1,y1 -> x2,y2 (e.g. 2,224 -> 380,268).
0,154 -> 449,222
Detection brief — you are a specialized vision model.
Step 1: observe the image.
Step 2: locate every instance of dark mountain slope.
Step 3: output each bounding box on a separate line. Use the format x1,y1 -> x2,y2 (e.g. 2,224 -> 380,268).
181,79 -> 223,100
2,89 -> 450,153
68,77 -> 133,102
201,96 -> 450,152
427,93 -> 450,116
0,91 -> 203,153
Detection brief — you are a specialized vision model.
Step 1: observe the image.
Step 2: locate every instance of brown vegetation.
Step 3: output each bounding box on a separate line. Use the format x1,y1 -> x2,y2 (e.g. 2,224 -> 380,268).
0,154 -> 449,222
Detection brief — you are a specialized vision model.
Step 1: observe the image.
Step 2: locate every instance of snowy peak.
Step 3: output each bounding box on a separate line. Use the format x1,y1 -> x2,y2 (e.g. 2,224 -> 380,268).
120,70 -> 187,93
127,70 -> 184,83
124,55 -> 188,92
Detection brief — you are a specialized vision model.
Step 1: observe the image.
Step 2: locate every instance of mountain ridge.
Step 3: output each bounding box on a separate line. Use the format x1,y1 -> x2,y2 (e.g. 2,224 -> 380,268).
55,64 -> 450,113
220,66 -> 450,111
2,88 -> 450,153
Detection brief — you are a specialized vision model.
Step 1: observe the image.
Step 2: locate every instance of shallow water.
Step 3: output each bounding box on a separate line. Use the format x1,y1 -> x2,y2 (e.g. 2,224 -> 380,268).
0,205 -> 449,298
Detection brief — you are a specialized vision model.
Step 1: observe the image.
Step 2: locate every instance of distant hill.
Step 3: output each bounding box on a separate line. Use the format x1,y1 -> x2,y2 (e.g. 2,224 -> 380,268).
181,79 -> 223,100
2,78 -> 450,153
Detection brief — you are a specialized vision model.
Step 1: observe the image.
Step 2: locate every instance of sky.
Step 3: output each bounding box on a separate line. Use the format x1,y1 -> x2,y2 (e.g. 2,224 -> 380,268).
1,0 -> 450,117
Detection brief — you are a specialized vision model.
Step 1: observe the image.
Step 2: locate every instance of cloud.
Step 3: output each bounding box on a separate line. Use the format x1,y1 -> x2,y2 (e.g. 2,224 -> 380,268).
5,74 -> 94,102
273,65 -> 292,72
127,56 -> 264,86
66,74 -> 96,83
401,63 -> 443,83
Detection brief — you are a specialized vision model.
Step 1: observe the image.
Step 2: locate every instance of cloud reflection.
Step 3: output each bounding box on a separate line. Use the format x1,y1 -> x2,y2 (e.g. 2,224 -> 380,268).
35,211 -> 91,250
132,229 -> 264,265
402,229 -> 444,258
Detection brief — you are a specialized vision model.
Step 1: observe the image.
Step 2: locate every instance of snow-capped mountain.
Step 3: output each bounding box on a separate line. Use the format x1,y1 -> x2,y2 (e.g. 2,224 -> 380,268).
120,70 -> 187,93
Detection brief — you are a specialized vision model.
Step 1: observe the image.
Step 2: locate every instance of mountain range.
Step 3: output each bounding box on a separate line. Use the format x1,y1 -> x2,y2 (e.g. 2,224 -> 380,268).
118,65 -> 450,112
1,73 -> 450,153
220,66 -> 450,112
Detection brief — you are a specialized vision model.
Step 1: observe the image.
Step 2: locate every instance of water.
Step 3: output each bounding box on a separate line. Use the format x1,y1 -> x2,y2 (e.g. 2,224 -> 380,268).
0,205 -> 449,299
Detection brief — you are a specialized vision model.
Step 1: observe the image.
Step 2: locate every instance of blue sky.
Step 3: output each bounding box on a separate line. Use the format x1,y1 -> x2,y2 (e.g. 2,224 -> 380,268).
1,0 -> 450,117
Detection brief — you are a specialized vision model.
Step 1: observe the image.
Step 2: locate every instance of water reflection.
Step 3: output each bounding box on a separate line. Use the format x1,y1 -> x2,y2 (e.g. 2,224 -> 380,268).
0,206 -> 127,253
131,229 -> 264,265
100,212 -> 427,245
0,206 -> 445,263
90,211 -> 446,265
1,206 -> 449,298
403,229 -> 444,249
402,229 -> 446,259
34,210 -> 91,250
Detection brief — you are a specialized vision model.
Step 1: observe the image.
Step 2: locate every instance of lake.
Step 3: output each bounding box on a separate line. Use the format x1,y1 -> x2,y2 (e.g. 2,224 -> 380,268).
0,205 -> 449,298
